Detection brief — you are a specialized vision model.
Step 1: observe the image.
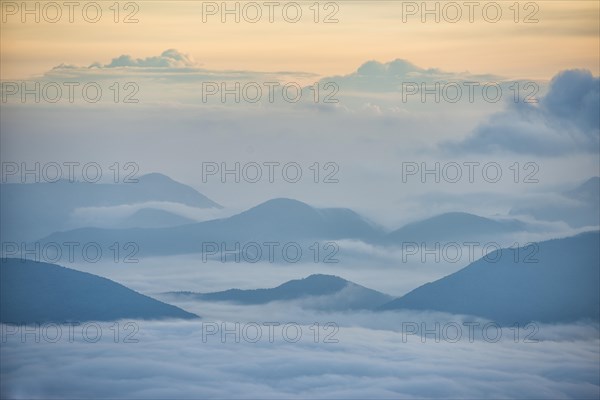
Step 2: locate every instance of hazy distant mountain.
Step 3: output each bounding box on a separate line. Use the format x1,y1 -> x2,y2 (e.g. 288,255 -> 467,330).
380,231 -> 599,325
565,177 -> 600,203
221,199 -> 381,241
0,173 -> 219,242
117,208 -> 196,229
164,274 -> 393,310
0,258 -> 198,323
38,198 -> 384,258
510,177 -> 600,228
386,212 -> 528,244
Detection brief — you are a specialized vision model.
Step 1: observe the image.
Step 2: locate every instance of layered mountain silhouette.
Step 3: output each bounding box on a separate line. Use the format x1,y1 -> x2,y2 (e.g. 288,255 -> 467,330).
36,197 -> 535,259
117,208 -> 196,229
385,212 -> 527,244
380,231 -> 600,325
0,173 -> 219,242
164,274 -> 392,310
37,198 -> 384,258
510,177 -> 600,228
0,258 -> 198,323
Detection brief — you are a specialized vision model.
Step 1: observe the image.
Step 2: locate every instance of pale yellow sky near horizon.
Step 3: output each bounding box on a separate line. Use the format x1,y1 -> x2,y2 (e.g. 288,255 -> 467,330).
1,0 -> 599,80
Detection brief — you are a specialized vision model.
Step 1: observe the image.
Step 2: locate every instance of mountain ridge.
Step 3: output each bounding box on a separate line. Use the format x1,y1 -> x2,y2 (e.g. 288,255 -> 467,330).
379,231 -> 600,325
0,258 -> 199,323
164,274 -> 393,310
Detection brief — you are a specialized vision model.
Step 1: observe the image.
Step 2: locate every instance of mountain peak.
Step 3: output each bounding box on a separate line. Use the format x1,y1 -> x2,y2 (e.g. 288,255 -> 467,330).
257,197 -> 313,208
303,274 -> 348,283
239,198 -> 317,218
386,211 -> 527,244
164,274 -> 392,310
138,172 -> 176,183
135,173 -> 221,208
566,176 -> 600,201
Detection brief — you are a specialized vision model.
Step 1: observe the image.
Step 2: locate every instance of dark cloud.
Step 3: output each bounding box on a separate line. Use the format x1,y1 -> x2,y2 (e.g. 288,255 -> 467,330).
450,69 -> 599,155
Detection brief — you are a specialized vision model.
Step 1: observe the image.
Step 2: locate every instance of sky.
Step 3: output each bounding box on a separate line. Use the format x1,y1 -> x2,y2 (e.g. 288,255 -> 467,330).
1,1 -> 599,80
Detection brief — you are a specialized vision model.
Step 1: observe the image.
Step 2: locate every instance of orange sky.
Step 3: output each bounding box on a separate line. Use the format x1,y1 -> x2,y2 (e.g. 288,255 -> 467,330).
1,0 -> 599,79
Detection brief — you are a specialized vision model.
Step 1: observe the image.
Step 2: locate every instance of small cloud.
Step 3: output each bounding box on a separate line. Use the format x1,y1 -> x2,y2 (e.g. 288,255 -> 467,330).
48,49 -> 198,73
321,59 -> 504,93
101,49 -> 197,68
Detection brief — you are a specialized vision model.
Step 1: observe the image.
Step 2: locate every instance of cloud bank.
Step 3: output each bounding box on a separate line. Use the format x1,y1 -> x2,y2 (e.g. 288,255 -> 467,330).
451,69 -> 600,155
1,319 -> 598,399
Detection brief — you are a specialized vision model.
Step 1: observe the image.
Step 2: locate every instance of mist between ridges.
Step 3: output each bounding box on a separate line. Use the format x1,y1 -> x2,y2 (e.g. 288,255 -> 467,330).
1,241 -> 540,265
1,80 -> 542,105
1,320 -> 542,344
